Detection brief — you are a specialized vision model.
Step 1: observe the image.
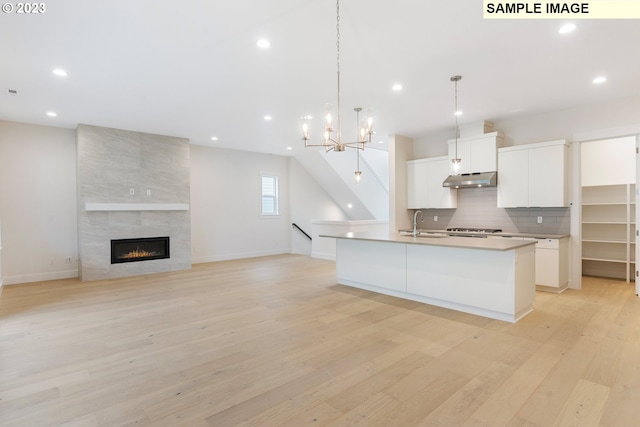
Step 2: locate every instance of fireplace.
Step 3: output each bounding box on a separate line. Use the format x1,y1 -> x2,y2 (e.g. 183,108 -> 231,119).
111,237 -> 170,264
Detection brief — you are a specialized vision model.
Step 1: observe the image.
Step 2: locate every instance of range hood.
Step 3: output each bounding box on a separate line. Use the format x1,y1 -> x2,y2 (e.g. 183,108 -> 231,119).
442,171 -> 497,188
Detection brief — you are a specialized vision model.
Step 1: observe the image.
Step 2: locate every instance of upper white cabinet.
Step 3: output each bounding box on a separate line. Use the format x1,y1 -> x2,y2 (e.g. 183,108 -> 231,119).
407,156 -> 457,209
447,132 -> 504,174
497,140 -> 570,208
407,159 -> 428,209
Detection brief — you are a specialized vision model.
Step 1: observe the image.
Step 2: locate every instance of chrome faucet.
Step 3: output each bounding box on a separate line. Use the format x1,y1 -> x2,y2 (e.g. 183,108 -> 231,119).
413,210 -> 423,236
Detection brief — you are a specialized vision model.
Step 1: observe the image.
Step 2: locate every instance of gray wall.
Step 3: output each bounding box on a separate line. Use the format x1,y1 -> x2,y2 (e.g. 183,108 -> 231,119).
76,124 -> 191,281
415,187 -> 570,235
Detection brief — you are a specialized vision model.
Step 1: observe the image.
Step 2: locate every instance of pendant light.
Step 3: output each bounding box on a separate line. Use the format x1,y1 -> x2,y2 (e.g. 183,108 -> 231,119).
300,0 -> 374,182
451,75 -> 462,174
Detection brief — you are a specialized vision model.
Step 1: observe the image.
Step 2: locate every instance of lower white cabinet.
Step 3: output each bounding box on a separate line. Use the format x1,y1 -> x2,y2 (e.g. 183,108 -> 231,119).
407,156 -> 457,209
531,238 -> 569,290
491,236 -> 569,291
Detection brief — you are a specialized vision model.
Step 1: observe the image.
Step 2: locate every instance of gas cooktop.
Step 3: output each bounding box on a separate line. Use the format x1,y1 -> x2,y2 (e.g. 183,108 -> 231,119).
446,227 -> 502,234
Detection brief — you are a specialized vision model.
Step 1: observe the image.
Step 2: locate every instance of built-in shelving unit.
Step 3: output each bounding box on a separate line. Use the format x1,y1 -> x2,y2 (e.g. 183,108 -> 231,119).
582,184 -> 635,282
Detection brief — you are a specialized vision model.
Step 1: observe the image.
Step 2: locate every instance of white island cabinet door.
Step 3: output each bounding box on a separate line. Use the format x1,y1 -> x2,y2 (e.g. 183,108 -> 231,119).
336,239 -> 407,292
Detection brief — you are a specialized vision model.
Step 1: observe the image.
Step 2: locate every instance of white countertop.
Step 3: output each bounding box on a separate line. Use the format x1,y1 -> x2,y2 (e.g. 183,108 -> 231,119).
406,229 -> 569,239
321,232 -> 537,251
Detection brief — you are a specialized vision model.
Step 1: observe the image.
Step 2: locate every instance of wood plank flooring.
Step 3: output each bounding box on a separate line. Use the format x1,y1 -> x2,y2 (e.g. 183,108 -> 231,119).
1,255 -> 639,426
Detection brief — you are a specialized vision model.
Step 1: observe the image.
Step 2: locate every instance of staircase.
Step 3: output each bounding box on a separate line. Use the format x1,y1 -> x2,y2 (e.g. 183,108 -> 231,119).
295,147 -> 389,220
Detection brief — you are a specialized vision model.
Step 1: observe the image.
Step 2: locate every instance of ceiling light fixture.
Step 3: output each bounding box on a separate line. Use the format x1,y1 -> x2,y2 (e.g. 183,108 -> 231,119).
264,115 -> 272,121
450,75 -> 462,174
211,136 -> 218,141
52,68 -> 67,77
256,39 -> 270,49
593,76 -> 607,84
46,111 -> 57,117
300,0 -> 373,183
392,83 -> 403,91
558,23 -> 576,34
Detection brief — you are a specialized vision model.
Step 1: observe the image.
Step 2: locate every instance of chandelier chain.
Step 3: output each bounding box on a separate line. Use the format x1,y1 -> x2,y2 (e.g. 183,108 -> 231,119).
300,0 -> 373,182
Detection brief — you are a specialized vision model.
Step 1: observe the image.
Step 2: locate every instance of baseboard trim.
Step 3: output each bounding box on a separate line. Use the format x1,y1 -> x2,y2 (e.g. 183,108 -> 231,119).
3,269 -> 79,285
192,249 -> 292,264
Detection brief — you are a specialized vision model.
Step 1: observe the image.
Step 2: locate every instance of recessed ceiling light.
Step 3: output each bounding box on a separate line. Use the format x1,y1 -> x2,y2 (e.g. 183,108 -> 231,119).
593,76 -> 607,84
454,110 -> 463,116
211,136 -> 218,141
347,204 -> 353,209
52,68 -> 67,77
264,115 -> 272,121
392,83 -> 403,91
378,140 -> 385,144
286,146 -> 293,151
256,39 -> 270,49
46,111 -> 57,117
558,23 -> 576,34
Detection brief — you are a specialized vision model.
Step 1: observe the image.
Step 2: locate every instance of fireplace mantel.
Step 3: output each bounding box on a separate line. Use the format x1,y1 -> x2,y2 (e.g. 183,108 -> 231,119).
85,203 -> 189,212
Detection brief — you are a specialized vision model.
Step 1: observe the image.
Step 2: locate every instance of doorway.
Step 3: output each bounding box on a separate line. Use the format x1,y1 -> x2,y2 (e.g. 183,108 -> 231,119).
579,136 -> 636,285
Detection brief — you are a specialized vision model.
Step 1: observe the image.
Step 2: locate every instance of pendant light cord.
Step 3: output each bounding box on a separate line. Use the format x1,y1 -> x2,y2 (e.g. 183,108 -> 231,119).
336,0 -> 341,142
454,78 -> 459,159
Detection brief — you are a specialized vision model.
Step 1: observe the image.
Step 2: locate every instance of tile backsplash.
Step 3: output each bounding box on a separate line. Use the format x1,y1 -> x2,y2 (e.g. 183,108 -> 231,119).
415,186 -> 570,235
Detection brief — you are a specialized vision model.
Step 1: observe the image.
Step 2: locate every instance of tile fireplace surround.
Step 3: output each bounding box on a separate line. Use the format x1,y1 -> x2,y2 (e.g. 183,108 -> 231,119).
76,124 -> 191,281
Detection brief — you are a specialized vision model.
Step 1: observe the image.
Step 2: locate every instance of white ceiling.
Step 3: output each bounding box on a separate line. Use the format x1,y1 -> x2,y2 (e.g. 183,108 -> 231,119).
2,0 -> 640,155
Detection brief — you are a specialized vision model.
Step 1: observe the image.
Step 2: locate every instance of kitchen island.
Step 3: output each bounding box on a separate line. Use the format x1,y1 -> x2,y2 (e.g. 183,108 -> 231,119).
323,232 -> 537,323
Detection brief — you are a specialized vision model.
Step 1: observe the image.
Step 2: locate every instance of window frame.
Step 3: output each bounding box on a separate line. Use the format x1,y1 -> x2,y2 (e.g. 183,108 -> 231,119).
260,173 -> 280,218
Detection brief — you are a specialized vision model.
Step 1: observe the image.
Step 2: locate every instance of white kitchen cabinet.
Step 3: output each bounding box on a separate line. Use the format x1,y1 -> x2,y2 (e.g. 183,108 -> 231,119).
496,149 -> 529,208
582,184 -> 635,282
407,160 -> 428,209
447,132 -> 503,175
490,235 -> 569,291
497,140 -> 570,208
532,237 -> 569,291
407,156 -> 457,209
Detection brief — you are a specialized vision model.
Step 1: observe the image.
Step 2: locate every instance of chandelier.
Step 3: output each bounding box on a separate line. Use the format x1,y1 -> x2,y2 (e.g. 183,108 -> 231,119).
301,0 -> 374,182
451,75 -> 462,174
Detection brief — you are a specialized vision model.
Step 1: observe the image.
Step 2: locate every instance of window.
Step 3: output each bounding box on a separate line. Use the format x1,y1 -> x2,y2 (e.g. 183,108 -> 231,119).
261,174 -> 279,216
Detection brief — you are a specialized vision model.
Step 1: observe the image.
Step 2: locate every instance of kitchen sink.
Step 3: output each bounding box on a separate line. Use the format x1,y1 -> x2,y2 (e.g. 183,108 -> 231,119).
399,231 -> 447,238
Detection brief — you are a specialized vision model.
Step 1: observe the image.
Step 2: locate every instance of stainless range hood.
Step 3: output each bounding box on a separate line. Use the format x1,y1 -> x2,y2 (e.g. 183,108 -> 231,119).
442,171 -> 497,188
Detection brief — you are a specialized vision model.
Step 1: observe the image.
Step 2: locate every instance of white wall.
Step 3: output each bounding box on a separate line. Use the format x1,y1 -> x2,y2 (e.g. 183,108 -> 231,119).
414,94 -> 640,154
0,120 -> 348,284
189,145 -> 292,263
0,121 -> 78,284
190,148 -> 348,261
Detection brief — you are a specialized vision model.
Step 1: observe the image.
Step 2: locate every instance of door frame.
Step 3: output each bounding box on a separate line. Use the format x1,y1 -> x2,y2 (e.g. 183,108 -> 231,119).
570,125 -> 640,292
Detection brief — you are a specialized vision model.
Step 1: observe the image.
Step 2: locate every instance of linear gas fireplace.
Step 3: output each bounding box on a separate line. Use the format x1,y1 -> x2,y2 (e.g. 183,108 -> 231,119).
111,237 -> 170,264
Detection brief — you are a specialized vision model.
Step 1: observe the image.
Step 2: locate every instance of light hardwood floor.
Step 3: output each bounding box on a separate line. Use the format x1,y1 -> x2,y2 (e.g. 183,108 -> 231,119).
1,255 -> 639,426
